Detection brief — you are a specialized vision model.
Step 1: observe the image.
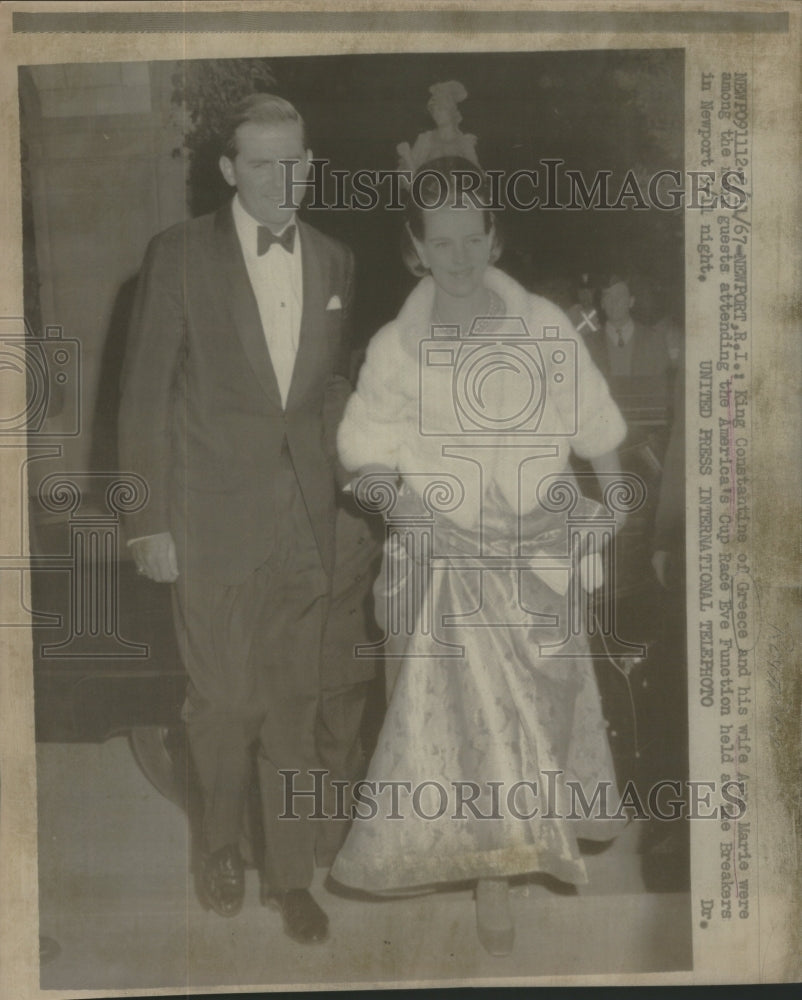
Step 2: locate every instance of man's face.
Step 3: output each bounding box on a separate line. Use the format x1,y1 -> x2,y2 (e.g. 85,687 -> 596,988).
219,121 -> 311,230
601,281 -> 634,326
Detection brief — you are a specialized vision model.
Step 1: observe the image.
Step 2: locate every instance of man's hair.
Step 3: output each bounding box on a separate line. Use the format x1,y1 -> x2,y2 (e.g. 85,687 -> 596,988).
220,93 -> 307,160
401,156 -> 503,278
600,272 -> 631,293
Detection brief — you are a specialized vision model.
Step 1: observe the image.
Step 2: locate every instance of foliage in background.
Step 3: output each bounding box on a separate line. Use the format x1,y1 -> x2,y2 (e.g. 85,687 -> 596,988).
167,52 -> 683,322
171,59 -> 276,217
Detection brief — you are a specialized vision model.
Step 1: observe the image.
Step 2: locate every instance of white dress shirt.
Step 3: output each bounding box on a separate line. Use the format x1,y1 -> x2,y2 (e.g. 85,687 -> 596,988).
232,194 -> 303,408
605,317 -> 636,376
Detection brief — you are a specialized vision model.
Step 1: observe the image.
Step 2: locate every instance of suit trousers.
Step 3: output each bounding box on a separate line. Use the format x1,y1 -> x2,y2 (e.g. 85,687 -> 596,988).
173,454 -> 329,892
314,679 -> 372,866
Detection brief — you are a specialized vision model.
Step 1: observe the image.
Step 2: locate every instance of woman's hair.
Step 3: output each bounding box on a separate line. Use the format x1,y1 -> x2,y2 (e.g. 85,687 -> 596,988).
401,156 -> 503,277
220,93 -> 307,160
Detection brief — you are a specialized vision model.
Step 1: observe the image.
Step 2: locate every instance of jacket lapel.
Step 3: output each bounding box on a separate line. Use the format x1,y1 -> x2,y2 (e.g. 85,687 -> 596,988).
213,203 -> 282,408
286,220 -> 326,408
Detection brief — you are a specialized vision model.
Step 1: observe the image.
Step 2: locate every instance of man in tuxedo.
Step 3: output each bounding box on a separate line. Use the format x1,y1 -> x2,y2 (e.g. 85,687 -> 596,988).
119,94 -> 355,943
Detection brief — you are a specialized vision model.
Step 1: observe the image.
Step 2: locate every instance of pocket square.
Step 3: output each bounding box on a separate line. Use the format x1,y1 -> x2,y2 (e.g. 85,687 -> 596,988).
326,295 -> 342,311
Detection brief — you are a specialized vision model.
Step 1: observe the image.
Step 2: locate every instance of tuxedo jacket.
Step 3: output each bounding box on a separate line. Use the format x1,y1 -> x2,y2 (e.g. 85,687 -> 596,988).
119,201 -> 354,583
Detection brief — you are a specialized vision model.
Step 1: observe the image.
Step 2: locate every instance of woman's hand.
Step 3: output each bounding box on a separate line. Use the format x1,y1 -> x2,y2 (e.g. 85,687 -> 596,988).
651,549 -> 671,588
393,478 -> 423,518
589,448 -> 629,534
344,463 -> 397,493
345,465 -> 423,518
129,532 -> 178,583
579,550 -> 605,593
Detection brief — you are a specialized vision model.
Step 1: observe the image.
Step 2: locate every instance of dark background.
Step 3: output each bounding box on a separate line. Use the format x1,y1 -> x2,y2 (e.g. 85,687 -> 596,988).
20,49 -> 684,477
180,48 -> 685,350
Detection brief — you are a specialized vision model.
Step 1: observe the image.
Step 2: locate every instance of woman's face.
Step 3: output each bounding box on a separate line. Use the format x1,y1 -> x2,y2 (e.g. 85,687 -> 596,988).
414,205 -> 492,298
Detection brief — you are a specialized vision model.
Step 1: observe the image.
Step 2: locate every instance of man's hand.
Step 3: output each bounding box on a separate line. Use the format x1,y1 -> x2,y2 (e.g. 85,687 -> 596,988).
130,532 -> 179,583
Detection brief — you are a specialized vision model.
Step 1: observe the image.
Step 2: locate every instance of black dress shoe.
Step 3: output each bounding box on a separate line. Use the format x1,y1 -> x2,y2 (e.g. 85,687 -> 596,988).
198,844 -> 245,917
263,888 -> 329,944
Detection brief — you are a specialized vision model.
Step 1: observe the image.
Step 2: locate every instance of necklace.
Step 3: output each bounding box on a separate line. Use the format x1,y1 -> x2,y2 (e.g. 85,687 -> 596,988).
432,288 -> 505,331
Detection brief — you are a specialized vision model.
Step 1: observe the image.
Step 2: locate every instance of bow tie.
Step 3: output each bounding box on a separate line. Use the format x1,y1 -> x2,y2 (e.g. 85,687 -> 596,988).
257,224 -> 296,256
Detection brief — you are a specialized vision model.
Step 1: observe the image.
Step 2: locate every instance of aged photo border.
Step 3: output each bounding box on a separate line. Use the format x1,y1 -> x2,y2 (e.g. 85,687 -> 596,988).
1,3 -> 800,997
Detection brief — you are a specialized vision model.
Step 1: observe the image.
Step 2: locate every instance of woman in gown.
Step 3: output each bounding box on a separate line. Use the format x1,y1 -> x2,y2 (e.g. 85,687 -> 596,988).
331,158 -> 628,956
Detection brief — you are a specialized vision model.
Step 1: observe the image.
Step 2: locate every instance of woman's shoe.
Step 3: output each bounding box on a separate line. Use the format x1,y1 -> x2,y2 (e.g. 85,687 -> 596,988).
475,877 -> 514,957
